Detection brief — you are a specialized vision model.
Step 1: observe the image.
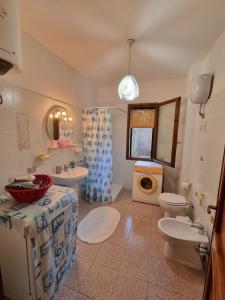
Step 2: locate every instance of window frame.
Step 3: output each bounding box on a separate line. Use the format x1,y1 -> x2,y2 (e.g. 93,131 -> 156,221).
126,98 -> 181,168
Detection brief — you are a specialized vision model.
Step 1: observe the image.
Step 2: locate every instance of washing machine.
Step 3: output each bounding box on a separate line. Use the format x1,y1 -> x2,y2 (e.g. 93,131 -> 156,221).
132,161 -> 163,205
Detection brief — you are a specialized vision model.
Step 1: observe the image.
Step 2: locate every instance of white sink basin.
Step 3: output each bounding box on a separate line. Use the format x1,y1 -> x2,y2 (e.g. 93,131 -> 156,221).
51,167 -> 88,187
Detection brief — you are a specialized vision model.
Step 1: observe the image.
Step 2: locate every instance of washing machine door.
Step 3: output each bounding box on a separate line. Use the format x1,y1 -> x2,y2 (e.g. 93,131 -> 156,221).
137,174 -> 158,194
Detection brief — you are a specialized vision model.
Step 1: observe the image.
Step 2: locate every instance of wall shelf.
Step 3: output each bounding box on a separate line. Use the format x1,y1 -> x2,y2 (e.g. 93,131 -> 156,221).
48,144 -> 76,150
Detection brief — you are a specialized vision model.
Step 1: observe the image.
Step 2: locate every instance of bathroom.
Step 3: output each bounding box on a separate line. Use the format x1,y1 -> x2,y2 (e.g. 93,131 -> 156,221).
0,1 -> 225,299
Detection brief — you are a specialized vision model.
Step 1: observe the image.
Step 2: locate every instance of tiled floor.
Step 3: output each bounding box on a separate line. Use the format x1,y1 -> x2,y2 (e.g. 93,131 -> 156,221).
55,189 -> 205,300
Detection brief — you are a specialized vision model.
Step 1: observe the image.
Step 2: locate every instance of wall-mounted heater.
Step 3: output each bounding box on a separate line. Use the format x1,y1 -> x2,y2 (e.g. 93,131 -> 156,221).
189,73 -> 213,118
0,0 -> 22,75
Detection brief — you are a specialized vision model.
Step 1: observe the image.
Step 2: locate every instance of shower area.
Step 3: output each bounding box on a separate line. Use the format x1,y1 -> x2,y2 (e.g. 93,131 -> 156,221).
81,106 -> 126,203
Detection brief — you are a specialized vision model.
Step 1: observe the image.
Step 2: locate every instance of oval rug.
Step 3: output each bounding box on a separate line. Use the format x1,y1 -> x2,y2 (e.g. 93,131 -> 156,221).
77,207 -> 120,243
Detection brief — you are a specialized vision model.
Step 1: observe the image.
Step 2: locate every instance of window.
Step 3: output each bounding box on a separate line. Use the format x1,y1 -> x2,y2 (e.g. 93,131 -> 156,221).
126,98 -> 181,167
131,128 -> 153,159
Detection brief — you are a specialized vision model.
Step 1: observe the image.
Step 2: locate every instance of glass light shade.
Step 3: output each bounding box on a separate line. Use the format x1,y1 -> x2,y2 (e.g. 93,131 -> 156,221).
118,75 -> 139,101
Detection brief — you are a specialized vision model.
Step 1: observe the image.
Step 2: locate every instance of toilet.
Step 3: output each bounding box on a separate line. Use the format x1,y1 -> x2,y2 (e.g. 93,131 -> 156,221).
157,217 -> 209,270
159,193 -> 189,217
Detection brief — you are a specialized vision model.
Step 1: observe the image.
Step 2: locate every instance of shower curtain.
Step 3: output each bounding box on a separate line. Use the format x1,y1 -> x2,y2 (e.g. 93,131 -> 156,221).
81,108 -> 112,203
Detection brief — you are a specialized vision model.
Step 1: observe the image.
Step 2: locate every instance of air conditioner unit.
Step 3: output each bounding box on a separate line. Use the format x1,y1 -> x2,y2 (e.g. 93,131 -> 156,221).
0,0 -> 22,75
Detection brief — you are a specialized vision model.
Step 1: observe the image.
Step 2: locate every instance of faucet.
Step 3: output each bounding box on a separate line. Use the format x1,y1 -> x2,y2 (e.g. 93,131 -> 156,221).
77,159 -> 83,166
191,220 -> 205,234
64,164 -> 70,172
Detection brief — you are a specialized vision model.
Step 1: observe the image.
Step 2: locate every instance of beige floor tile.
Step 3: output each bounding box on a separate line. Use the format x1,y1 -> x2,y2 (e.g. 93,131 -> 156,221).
63,257 -> 93,291
134,206 -> 153,221
111,273 -> 147,300
115,222 -> 131,237
181,289 -> 203,300
148,235 -> 164,259
80,263 -> 118,299
120,249 -> 149,281
127,232 -> 150,254
178,264 -> 205,293
111,197 -> 132,209
95,242 -> 125,270
55,285 -> 90,300
121,220 -> 136,233
152,205 -> 163,218
148,256 -> 181,293
119,214 -> 136,230
76,189 -> 205,299
76,239 -> 102,262
118,208 -> 136,225
151,216 -> 161,232
147,283 -> 181,300
132,221 -> 152,237
134,215 -> 152,226
106,223 -> 130,247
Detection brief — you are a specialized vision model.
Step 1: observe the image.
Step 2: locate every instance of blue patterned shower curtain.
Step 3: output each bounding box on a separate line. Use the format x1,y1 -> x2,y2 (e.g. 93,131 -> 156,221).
81,108 -> 112,203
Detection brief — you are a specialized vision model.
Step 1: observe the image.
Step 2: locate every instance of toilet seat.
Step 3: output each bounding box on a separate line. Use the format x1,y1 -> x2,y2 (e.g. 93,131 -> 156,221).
159,193 -> 187,207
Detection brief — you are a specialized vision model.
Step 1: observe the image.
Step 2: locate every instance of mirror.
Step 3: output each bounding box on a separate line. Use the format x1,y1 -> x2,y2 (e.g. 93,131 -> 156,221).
46,106 -> 74,144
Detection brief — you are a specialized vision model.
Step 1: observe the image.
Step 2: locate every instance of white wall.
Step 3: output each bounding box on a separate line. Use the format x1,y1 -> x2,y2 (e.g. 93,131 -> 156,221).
179,29 -> 225,234
97,78 -> 187,190
0,84 -> 82,188
0,32 -> 97,187
3,32 -> 97,106
111,110 -> 134,189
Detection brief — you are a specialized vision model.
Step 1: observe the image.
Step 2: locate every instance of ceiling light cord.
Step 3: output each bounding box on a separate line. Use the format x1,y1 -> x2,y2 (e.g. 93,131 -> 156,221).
128,41 -> 131,74
127,38 -> 135,75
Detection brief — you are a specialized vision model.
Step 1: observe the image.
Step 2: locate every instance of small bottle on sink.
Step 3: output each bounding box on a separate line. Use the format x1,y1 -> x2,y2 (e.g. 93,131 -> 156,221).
56,166 -> 62,174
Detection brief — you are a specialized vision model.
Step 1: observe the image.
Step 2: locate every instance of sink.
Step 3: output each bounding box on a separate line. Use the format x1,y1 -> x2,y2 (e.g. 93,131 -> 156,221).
51,167 -> 88,187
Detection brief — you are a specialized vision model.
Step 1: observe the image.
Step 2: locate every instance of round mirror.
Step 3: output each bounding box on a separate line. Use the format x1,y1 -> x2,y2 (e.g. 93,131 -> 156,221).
46,106 -> 74,141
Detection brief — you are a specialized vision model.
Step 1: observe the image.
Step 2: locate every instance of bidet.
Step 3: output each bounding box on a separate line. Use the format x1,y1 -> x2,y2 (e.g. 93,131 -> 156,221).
191,220 -> 205,235
158,218 -> 209,269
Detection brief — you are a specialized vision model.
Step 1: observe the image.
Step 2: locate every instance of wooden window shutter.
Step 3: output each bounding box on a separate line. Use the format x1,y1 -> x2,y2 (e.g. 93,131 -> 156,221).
130,108 -> 155,128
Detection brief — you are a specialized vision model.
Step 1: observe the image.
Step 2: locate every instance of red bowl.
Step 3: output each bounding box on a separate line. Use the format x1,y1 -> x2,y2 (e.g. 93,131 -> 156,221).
5,174 -> 52,203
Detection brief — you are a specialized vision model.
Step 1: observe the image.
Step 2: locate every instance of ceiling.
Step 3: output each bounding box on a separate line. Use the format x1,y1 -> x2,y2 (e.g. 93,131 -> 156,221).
19,0 -> 225,86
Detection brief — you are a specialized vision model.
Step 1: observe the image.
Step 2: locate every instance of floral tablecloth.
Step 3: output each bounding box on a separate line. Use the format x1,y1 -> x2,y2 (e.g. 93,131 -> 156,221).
0,185 -> 78,300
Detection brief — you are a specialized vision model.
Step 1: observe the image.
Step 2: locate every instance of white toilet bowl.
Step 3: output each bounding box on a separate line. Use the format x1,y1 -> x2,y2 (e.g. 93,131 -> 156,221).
158,218 -> 208,270
159,193 -> 189,217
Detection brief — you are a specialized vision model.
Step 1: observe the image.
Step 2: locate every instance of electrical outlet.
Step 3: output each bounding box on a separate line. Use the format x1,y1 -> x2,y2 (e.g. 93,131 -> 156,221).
195,192 -> 205,205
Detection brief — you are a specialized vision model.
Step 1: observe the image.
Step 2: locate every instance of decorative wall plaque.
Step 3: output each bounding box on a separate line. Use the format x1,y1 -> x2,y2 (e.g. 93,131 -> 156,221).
17,113 -> 30,150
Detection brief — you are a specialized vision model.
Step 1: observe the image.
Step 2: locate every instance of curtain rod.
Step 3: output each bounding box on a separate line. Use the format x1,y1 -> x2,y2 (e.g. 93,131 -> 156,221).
82,106 -> 127,113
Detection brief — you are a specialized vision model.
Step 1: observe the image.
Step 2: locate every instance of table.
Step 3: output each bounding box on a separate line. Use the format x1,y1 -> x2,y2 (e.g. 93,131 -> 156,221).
0,185 -> 78,300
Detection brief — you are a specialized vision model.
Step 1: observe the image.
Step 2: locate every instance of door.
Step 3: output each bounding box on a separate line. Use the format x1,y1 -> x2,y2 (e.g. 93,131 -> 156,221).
155,98 -> 181,167
203,148 -> 225,299
0,270 -> 3,300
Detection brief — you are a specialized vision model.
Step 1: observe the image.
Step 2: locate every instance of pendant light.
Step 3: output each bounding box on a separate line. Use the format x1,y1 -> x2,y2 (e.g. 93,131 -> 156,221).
118,39 -> 139,101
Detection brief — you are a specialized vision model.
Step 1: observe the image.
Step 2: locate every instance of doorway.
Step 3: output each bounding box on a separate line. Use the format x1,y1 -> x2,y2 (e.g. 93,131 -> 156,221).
203,147 -> 225,299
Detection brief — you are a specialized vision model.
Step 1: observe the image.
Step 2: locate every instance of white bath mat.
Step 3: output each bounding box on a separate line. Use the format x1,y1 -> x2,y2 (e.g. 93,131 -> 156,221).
78,207 -> 120,243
